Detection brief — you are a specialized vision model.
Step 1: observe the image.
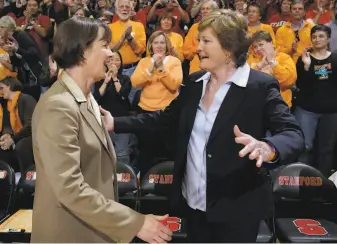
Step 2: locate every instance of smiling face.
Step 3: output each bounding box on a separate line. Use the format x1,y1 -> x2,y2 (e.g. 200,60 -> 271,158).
116,0 -> 131,21
311,30 -> 329,50
106,52 -> 122,70
197,27 -> 230,72
83,27 -> 113,81
160,17 -> 173,31
0,83 -> 11,99
151,34 -> 167,56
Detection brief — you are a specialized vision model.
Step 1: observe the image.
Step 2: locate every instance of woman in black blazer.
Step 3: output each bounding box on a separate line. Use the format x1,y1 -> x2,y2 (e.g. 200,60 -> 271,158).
100,9 -> 304,243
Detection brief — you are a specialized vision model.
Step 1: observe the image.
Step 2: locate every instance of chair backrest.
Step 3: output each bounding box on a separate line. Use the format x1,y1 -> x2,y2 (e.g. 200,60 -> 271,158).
0,161 -> 15,212
116,162 -> 138,196
272,163 -> 337,203
140,161 -> 174,198
14,165 -> 36,210
17,165 -> 36,195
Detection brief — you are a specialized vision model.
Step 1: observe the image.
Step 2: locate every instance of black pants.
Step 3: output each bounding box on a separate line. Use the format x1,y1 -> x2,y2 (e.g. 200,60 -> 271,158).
316,113 -> 337,177
184,204 -> 260,243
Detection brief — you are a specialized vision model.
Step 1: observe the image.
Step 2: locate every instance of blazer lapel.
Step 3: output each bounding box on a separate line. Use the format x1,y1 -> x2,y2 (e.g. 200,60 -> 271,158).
79,103 -> 112,157
208,84 -> 247,144
182,81 -> 203,133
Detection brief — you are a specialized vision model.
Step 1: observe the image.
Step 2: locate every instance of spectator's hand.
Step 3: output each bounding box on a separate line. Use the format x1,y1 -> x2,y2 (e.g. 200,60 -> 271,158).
124,23 -> 133,38
137,214 -> 172,243
257,55 -> 268,70
264,45 -> 276,63
153,53 -> 164,69
104,69 -> 114,84
99,106 -> 114,132
302,48 -> 311,70
110,64 -> 118,80
234,125 -> 274,167
0,134 -> 14,150
3,37 -> 18,53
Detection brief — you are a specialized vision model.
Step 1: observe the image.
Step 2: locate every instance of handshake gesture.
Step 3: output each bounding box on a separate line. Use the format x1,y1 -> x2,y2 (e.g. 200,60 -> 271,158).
137,214 -> 173,243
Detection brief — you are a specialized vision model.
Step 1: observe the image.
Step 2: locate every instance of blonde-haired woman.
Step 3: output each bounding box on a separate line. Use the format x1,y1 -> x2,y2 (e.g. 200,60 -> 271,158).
131,30 -> 182,112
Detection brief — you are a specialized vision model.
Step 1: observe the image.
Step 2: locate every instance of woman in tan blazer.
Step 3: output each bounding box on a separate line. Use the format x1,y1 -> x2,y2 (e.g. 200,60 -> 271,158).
31,17 -> 172,243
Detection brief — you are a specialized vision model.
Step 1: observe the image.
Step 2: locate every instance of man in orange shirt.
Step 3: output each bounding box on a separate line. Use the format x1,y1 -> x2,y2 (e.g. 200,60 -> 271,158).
109,0 -> 146,103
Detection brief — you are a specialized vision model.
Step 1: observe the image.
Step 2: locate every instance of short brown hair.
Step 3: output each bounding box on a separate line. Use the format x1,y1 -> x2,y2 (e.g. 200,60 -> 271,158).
147,31 -> 172,56
70,4 -> 90,17
198,9 -> 250,67
158,12 -> 176,29
53,17 -> 111,69
0,77 -> 22,92
251,30 -> 273,43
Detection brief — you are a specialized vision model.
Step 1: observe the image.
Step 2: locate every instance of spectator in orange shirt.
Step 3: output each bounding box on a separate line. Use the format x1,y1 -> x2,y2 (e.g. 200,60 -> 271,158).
16,0 -> 52,60
267,0 -> 292,33
151,11 -> 184,61
147,0 -> 189,37
248,30 -> 296,107
247,2 -> 276,45
112,0 -> 147,28
306,0 -> 335,24
109,0 -> 146,103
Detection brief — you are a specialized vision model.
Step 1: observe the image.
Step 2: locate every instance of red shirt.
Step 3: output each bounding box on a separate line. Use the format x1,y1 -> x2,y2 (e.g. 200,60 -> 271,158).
16,15 -> 51,57
306,9 -> 332,24
267,13 -> 292,33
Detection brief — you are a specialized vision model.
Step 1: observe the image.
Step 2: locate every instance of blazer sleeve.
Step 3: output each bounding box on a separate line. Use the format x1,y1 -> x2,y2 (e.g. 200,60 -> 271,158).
262,78 -> 305,164
34,98 -> 145,243
114,87 -> 182,133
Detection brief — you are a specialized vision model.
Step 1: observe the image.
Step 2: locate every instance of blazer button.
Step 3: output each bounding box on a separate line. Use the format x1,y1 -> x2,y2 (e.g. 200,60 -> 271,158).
207,154 -> 212,158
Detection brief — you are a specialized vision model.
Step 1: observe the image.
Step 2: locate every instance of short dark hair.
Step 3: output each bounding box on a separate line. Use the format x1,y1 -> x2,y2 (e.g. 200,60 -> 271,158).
53,17 -> 112,69
311,24 -> 331,38
0,77 -> 22,92
247,2 -> 264,17
290,0 -> 304,9
251,30 -> 273,43
158,12 -> 176,29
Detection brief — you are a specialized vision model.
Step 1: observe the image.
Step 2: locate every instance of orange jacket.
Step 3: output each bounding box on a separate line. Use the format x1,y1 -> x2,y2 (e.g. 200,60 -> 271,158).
183,23 -> 200,74
247,51 -> 297,107
276,21 -> 313,64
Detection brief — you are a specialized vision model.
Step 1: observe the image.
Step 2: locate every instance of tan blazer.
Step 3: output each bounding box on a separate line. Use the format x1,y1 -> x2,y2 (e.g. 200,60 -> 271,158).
31,71 -> 144,243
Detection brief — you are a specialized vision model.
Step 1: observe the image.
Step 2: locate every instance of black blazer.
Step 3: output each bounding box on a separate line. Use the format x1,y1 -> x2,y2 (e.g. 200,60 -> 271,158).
114,69 -> 305,223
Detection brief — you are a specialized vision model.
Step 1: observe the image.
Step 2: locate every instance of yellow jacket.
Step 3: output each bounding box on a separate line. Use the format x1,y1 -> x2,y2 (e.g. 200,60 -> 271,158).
131,56 -> 183,111
247,51 -> 297,107
183,23 -> 200,74
276,21 -> 314,63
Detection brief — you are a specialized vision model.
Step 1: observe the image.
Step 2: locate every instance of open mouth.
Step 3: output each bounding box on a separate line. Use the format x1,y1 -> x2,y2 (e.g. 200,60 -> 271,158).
198,54 -> 209,60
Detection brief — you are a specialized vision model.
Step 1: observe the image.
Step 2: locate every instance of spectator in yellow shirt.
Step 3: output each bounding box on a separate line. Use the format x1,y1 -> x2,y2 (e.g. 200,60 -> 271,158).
0,35 -> 16,81
183,0 -> 218,74
132,30 -> 182,112
276,0 -> 313,63
155,12 -> 184,61
247,2 -> 276,45
248,30 -> 297,107
109,0 -> 146,103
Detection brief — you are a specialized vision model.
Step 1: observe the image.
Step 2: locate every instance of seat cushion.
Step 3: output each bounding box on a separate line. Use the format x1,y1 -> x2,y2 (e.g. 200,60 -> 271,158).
257,220 -> 273,243
161,216 -> 187,240
276,218 -> 337,242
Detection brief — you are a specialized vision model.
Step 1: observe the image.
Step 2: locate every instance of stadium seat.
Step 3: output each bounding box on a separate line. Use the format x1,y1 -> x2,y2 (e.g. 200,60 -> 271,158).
0,161 -> 15,221
116,162 -> 139,210
139,161 -> 187,242
272,162 -> 337,242
257,220 -> 274,243
14,165 -> 36,210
